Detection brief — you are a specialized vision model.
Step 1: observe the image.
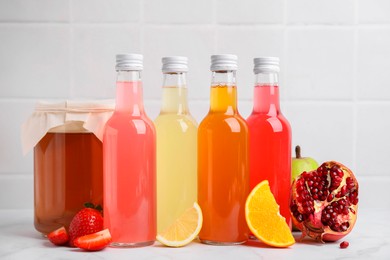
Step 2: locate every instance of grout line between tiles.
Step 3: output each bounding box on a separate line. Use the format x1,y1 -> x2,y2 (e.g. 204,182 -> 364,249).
69,0 -> 74,99
139,0 -> 144,54
352,0 -> 359,172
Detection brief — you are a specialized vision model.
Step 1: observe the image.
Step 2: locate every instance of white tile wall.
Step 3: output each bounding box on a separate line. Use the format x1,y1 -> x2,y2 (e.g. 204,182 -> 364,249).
0,25 -> 71,98
359,0 -> 390,24
71,25 -> 141,98
286,0 -> 355,25
216,0 -> 284,24
0,0 -> 390,209
71,0 -> 140,23
143,26 -> 215,99
357,28 -> 390,100
0,175 -> 33,209
356,103 -> 390,176
285,102 -> 355,167
144,0 -> 213,24
0,0 -> 69,22
285,28 -> 355,101
0,100 -> 34,175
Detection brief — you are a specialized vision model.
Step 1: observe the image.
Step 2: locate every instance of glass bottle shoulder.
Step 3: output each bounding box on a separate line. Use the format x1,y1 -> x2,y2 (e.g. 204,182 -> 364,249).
105,112 -> 155,135
155,113 -> 198,132
199,112 -> 248,133
247,111 -> 291,133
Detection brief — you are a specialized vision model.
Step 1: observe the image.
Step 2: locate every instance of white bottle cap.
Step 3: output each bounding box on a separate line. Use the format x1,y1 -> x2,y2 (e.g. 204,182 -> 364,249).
162,56 -> 188,73
253,57 -> 280,74
210,54 -> 238,71
116,53 -> 143,71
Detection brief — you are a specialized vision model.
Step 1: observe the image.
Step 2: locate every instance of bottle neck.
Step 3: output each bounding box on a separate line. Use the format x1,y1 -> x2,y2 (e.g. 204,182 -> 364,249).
210,71 -> 237,113
253,72 -> 281,114
160,72 -> 189,114
115,70 -> 144,115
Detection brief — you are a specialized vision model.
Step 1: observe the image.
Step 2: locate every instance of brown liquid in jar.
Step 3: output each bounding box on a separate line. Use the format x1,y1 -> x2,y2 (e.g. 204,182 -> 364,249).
34,132 -> 103,234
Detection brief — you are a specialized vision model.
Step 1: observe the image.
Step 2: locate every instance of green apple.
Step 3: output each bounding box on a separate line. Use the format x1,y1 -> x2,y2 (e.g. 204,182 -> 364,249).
292,145 -> 319,183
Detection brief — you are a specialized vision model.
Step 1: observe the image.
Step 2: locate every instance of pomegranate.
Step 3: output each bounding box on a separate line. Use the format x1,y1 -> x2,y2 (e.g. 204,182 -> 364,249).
290,161 -> 359,242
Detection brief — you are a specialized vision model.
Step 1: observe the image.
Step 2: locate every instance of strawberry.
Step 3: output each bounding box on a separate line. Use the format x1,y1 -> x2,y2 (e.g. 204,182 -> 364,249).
47,226 -> 69,246
68,204 -> 104,247
74,229 -> 112,251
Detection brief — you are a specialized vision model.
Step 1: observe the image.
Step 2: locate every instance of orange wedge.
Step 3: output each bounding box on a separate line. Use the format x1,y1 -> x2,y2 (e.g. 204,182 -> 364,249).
156,202 -> 203,247
245,180 -> 295,247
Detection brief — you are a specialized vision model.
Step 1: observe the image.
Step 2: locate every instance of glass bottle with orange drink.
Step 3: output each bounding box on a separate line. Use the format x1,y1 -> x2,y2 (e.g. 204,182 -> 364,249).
198,54 -> 250,245
103,54 -> 156,247
247,57 -> 292,230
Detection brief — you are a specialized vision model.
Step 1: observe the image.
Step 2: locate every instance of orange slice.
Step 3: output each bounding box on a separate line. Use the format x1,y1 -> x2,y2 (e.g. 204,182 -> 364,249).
156,202 -> 203,247
245,180 -> 295,247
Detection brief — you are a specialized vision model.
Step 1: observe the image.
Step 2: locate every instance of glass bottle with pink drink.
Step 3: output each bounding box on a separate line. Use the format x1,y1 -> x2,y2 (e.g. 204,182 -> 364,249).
103,54 -> 156,247
247,57 -> 292,230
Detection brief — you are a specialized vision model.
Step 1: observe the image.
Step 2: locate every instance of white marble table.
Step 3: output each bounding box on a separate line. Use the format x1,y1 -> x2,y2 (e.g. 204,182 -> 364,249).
0,207 -> 388,260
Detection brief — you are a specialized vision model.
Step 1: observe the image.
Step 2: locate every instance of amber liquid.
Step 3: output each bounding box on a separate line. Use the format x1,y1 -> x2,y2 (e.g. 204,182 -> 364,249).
34,132 -> 103,234
198,85 -> 250,244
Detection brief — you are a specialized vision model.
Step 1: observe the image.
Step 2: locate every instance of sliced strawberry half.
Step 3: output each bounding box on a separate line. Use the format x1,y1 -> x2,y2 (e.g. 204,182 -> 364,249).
47,226 -> 69,246
74,229 -> 112,251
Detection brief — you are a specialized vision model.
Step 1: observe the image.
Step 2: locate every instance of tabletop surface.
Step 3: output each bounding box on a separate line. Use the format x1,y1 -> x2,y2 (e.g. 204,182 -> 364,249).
0,207 -> 389,260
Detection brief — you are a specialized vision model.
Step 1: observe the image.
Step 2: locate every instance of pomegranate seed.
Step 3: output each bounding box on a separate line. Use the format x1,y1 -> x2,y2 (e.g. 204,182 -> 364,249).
340,185 -> 347,196
347,182 -> 355,189
327,194 -> 334,202
291,204 -> 298,211
340,241 -> 349,249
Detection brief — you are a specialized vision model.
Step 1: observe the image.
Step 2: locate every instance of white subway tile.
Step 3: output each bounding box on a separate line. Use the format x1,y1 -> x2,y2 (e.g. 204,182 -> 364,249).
359,0 -> 390,24
0,0 -> 69,22
144,100 -> 160,121
216,27 -> 285,100
144,0 -> 213,24
284,102 -> 354,167
188,101 -> 209,124
143,26 -> 215,100
358,176 -> 390,209
357,28 -> 390,100
0,25 -> 70,98
285,28 -> 354,101
0,175 -> 33,209
287,0 -> 355,25
71,25 -> 140,99
238,100 -> 253,119
0,100 -> 34,175
356,103 -> 390,176
216,0 -> 284,24
71,0 -> 140,23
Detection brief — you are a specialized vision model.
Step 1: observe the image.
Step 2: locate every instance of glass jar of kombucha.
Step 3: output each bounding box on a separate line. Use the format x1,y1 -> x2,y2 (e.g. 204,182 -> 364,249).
22,101 -> 114,235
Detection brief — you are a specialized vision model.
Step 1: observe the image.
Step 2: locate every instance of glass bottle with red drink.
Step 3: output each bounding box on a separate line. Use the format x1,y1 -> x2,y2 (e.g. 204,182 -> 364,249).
247,57 -> 292,230
103,54 -> 156,247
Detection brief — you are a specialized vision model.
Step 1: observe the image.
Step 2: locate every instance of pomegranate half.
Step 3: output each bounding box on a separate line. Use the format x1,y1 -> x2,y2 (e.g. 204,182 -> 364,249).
290,161 -> 359,242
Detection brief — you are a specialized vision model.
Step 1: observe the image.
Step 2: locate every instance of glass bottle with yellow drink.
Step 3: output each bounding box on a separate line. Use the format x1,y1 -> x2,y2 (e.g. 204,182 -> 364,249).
155,56 -> 198,233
